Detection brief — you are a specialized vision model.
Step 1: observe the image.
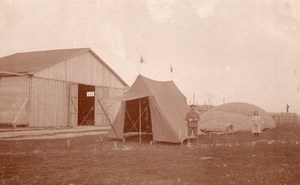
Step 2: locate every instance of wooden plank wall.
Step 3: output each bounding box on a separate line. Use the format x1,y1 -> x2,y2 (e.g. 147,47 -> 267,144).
69,83 -> 78,127
270,113 -> 299,124
30,51 -> 128,127
29,77 -> 68,127
95,87 -> 124,126
109,88 -> 125,124
34,51 -> 127,89
95,87 -> 109,126
0,76 -> 29,125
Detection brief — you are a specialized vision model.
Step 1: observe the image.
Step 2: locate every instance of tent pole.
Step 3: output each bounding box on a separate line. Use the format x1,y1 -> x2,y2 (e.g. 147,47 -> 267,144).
139,99 -> 142,144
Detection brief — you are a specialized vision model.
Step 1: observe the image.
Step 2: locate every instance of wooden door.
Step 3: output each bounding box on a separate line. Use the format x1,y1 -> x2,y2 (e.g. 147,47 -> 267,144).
69,83 -> 78,127
78,84 -> 95,125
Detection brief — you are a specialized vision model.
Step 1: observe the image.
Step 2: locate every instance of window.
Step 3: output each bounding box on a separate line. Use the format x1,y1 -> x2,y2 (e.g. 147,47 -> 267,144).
86,91 -> 95,97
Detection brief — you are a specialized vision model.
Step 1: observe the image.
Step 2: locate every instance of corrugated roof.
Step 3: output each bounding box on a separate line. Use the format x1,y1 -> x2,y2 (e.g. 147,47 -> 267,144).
0,48 -> 90,74
0,48 -> 128,86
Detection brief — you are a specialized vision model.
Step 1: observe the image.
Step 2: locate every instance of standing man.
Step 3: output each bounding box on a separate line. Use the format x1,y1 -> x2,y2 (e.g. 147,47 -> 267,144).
185,104 -> 200,141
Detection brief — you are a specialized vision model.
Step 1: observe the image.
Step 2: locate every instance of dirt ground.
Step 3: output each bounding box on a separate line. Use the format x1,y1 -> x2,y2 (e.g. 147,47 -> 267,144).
0,125 -> 299,185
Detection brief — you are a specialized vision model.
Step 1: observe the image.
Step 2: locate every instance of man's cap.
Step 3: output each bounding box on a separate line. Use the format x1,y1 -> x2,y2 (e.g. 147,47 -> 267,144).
190,104 -> 196,108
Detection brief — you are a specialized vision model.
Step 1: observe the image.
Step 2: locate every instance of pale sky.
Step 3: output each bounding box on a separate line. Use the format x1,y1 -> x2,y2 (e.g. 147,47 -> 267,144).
1,0 -> 300,114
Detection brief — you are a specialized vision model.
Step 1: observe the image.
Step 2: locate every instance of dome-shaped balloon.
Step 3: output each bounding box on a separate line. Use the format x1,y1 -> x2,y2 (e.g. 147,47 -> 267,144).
199,102 -> 276,132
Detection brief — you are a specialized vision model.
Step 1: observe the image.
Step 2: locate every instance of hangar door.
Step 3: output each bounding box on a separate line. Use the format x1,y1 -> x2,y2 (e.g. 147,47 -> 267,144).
78,84 -> 95,125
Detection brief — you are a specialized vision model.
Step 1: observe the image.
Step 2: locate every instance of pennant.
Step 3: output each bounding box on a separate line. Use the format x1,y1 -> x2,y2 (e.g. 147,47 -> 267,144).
140,55 -> 144,64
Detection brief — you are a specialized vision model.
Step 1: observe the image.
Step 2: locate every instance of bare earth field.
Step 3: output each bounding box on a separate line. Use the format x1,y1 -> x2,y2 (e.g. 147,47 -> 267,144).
0,125 -> 299,185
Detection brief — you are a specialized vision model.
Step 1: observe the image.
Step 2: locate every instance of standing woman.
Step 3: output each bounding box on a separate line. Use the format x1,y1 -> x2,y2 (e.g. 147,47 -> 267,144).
252,111 -> 262,136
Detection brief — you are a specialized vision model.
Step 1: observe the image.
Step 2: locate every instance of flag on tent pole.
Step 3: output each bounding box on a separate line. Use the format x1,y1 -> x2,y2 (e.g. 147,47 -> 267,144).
170,64 -> 173,80
139,55 -> 144,74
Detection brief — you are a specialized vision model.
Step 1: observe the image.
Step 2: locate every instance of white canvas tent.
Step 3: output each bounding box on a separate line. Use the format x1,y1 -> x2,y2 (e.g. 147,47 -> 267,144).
199,102 -> 276,132
107,75 -> 189,144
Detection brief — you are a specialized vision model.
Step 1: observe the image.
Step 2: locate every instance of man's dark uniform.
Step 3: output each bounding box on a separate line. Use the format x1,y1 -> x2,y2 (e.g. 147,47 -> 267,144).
185,105 -> 200,138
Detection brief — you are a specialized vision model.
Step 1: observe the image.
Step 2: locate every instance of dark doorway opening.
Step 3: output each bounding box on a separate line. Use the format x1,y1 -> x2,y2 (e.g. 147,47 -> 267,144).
124,97 -> 152,138
78,84 -> 95,125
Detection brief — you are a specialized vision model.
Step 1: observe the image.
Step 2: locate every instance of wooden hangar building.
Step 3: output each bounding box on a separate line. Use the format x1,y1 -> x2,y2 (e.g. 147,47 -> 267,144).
0,48 -> 128,128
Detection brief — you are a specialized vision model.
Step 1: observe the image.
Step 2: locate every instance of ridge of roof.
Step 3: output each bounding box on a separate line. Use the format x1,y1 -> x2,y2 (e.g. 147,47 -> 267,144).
137,74 -> 173,83
12,47 -> 90,55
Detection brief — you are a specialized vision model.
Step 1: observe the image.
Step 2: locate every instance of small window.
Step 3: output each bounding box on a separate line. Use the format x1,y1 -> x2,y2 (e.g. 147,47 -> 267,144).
86,91 -> 95,97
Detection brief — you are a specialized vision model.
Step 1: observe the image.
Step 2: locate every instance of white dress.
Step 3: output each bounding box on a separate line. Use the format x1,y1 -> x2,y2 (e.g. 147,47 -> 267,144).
252,115 -> 262,133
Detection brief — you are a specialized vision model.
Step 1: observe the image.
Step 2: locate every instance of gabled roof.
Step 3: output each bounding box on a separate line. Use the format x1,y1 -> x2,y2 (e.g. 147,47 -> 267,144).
0,48 -> 89,74
113,75 -> 186,101
0,48 -> 128,86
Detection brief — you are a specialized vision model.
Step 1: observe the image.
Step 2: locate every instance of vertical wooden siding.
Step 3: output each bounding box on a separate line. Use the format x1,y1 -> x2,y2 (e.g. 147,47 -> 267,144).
108,88 -> 125,125
29,51 -> 127,127
0,76 -> 29,124
95,87 -> 124,126
95,87 -> 109,126
29,77 -> 68,127
270,113 -> 298,124
34,51 -> 127,89
69,83 -> 78,127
